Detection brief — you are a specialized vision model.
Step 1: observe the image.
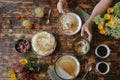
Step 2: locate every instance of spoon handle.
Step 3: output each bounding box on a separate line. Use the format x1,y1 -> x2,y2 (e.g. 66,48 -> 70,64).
48,9 -> 51,19
81,71 -> 89,80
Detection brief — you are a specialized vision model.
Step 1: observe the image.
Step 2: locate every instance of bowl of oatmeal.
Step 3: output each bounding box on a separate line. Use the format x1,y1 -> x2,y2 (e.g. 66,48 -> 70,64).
57,12 -> 82,36
31,31 -> 57,56
73,37 -> 90,55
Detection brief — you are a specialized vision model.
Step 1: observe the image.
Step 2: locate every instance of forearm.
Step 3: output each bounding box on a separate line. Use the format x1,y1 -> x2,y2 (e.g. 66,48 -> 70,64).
59,0 -> 66,2
87,0 -> 113,26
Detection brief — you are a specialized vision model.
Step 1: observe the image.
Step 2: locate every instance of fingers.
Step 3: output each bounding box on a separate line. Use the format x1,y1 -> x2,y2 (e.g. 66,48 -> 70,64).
80,27 -> 84,37
86,29 -> 92,42
87,35 -> 92,43
81,27 -> 92,42
57,2 -> 65,14
85,30 -> 92,42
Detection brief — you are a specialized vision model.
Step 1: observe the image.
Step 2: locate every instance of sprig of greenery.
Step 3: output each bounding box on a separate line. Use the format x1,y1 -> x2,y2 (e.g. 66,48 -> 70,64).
94,15 -> 104,24
113,2 -> 120,17
23,57 -> 40,72
94,2 -> 120,38
106,26 -> 120,38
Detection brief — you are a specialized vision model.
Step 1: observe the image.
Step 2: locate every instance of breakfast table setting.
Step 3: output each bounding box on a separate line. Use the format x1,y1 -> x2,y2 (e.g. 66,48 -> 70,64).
0,0 -> 120,80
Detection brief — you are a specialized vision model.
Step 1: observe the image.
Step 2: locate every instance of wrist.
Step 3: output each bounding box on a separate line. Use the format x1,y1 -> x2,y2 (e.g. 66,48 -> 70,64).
86,19 -> 94,27
59,0 -> 66,2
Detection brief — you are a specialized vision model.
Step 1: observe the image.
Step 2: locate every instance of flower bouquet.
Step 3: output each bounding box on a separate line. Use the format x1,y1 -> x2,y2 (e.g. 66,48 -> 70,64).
8,57 -> 40,80
94,2 -> 120,38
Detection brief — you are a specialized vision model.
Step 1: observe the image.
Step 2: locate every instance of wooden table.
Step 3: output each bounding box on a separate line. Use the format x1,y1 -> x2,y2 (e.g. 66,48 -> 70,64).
0,0 -> 120,80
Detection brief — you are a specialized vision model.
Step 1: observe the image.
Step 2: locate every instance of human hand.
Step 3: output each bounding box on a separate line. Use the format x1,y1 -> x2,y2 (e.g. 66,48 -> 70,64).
81,21 -> 93,43
57,0 -> 68,13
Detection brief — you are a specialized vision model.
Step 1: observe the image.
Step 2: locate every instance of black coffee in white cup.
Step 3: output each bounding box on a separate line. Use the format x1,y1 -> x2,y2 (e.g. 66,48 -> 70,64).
95,44 -> 111,58
98,63 -> 107,73
96,62 -> 110,75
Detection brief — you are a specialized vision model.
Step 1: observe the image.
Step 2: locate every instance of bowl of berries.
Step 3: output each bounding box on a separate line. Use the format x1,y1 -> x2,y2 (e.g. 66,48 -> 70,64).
14,38 -> 31,53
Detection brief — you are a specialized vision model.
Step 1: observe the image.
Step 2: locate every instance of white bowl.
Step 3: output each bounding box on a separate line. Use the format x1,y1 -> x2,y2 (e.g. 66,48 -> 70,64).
54,54 -> 80,80
57,12 -> 82,36
31,31 -> 57,56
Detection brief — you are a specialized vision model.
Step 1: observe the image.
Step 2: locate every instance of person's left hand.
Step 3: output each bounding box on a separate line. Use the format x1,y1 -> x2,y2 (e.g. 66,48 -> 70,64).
81,21 -> 93,43
57,0 -> 68,14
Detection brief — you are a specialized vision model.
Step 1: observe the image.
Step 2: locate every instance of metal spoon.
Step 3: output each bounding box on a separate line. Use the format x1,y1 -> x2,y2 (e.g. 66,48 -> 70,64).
46,9 -> 52,24
81,66 -> 92,80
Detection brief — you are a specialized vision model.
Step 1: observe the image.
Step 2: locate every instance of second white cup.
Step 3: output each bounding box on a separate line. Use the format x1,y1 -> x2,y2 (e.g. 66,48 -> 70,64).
96,62 -> 110,75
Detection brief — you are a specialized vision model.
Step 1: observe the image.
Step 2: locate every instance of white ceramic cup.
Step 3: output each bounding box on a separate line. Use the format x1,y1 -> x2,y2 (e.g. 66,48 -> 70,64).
95,44 -> 111,58
96,62 -> 110,75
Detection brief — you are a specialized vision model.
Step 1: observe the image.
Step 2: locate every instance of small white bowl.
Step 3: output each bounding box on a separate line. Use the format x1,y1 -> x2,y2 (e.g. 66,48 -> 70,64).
57,12 -> 82,36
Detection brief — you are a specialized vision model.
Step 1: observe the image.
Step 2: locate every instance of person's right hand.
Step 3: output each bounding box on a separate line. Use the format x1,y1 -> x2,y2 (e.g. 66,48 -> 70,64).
80,20 -> 93,43
57,0 -> 68,14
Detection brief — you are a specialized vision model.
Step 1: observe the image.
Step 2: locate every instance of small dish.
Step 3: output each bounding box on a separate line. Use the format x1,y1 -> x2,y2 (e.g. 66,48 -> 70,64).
15,38 -> 30,53
31,31 -> 57,56
73,37 -> 90,55
57,12 -> 82,36
54,54 -> 80,80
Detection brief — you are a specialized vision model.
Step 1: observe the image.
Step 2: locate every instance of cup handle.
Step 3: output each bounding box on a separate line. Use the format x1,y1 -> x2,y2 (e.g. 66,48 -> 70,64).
108,62 -> 111,66
110,48 -> 112,52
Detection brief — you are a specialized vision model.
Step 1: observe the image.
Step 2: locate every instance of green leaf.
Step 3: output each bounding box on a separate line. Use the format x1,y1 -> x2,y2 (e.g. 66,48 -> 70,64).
106,26 -> 120,38
94,15 -> 104,24
28,57 -> 38,62
113,2 -> 120,17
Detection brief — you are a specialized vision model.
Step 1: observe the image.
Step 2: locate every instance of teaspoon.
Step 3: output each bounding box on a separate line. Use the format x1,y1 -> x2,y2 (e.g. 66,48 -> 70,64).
81,66 -> 92,80
46,9 -> 52,24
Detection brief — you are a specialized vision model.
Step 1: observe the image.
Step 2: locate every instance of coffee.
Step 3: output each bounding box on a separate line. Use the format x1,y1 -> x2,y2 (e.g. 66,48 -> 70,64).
97,46 -> 107,57
96,62 -> 110,75
95,44 -> 110,58
54,55 -> 80,79
98,63 -> 107,73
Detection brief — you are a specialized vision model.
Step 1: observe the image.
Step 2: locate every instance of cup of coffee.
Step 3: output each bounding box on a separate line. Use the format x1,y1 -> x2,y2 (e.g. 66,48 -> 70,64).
96,62 -> 110,75
95,44 -> 111,58
54,54 -> 80,80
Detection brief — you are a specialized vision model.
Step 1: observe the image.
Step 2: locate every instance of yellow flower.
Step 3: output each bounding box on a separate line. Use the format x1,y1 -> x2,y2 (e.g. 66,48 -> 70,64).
104,14 -> 110,20
29,67 -> 34,71
107,20 -> 115,26
21,59 -> 28,64
98,24 -> 104,30
8,70 -> 15,76
99,29 -> 106,34
107,8 -> 114,13
110,15 -> 114,19
11,74 -> 16,78
11,76 -> 18,80
8,70 -> 17,80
